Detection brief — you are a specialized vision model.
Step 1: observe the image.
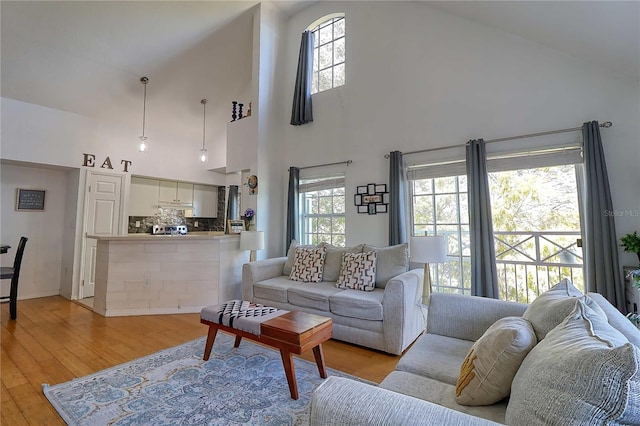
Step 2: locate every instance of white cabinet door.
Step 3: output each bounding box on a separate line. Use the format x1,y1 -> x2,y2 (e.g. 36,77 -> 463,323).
159,180 -> 193,204
193,184 -> 218,217
158,180 -> 177,203
177,182 -> 193,204
130,177 -> 159,216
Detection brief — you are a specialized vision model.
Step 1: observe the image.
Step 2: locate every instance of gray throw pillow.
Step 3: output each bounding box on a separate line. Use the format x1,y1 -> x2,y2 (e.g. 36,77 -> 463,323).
362,243 -> 409,288
322,245 -> 363,282
506,299 -> 640,425
522,279 -> 607,341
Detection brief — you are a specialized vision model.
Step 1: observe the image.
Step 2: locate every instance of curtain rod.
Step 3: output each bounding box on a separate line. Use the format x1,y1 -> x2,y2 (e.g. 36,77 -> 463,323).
384,121 -> 612,159
289,160 -> 352,171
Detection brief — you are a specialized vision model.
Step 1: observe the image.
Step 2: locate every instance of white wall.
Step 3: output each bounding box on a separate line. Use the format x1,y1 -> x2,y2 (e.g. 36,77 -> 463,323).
0,163 -> 71,299
275,2 -> 640,261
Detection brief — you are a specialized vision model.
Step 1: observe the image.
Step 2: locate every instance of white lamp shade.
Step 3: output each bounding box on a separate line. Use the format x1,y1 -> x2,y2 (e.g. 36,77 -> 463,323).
410,236 -> 448,263
240,231 -> 264,251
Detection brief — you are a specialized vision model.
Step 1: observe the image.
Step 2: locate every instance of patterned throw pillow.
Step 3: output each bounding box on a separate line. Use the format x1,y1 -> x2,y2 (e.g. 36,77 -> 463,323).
456,317 -> 537,406
336,251 -> 377,291
289,246 -> 327,283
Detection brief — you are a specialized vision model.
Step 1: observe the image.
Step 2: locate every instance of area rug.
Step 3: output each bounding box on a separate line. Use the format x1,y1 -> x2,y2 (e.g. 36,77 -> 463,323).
43,333 -> 369,425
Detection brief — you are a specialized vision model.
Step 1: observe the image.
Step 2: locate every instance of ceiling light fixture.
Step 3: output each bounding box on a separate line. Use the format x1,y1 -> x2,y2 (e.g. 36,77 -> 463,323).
199,99 -> 208,163
139,77 -> 149,152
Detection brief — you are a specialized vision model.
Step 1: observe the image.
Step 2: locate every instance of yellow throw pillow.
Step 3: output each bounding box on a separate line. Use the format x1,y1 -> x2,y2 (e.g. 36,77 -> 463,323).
456,317 -> 536,406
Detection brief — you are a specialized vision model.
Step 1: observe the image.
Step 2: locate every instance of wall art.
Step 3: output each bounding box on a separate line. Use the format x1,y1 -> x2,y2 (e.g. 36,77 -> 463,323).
354,183 -> 388,215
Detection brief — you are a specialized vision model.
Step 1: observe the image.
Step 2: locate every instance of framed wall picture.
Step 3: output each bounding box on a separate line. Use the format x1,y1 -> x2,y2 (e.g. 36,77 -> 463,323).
368,203 -> 376,215
375,184 -> 387,193
357,205 -> 368,214
16,188 -> 46,211
227,219 -> 246,234
357,186 -> 368,194
367,183 -> 376,195
354,194 -> 362,205
376,203 -> 388,213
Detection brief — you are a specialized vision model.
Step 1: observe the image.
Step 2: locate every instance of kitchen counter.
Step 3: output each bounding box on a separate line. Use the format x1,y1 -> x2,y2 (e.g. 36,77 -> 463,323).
90,232 -> 246,317
88,231 -> 233,241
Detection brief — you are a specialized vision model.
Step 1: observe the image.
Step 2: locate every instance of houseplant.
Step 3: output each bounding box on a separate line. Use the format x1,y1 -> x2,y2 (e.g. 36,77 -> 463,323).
243,208 -> 255,230
620,231 -> 640,264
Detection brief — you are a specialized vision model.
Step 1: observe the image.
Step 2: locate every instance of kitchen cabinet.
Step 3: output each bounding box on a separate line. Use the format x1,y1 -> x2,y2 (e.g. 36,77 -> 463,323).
130,177 -> 160,216
159,180 -> 193,205
193,184 -> 218,217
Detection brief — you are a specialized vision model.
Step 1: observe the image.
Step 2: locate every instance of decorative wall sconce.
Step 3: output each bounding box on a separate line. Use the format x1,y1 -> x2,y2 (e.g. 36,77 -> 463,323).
199,99 -> 208,163
138,77 -> 149,153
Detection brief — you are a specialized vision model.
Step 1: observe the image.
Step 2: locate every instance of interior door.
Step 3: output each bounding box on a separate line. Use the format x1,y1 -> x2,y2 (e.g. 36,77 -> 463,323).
82,172 -> 123,298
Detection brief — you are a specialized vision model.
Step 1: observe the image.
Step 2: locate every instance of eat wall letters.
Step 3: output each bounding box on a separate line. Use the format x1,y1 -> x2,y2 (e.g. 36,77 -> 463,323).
82,153 -> 132,172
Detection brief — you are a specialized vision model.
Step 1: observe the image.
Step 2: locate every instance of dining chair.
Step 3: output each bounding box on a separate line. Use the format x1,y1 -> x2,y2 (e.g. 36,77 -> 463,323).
1,236 -> 28,320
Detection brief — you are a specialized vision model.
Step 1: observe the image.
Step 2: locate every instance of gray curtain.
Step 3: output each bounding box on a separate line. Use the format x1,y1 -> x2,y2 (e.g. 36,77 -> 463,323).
389,151 -> 408,245
290,31 -> 314,126
286,167 -> 300,253
466,139 -> 499,298
226,185 -> 239,224
582,121 -> 624,312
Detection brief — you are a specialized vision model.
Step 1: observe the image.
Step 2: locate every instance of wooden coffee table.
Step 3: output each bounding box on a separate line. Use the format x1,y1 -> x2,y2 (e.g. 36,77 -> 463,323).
201,309 -> 332,400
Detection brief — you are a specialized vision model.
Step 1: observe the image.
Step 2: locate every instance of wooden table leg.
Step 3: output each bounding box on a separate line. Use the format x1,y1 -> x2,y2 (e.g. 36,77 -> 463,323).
279,349 -> 299,400
203,326 -> 218,361
312,344 -> 327,378
234,335 -> 242,348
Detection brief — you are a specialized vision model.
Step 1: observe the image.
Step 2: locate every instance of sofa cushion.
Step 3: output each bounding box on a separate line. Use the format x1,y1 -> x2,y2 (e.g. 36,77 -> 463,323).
336,251 -> 377,291
289,246 -> 327,283
523,279 -> 607,341
323,244 -> 363,281
363,243 -> 409,288
287,282 -> 343,311
381,371 -> 507,424
396,333 -> 474,385
456,317 -> 536,406
506,299 -> 640,425
253,277 -> 300,303
329,288 -> 384,321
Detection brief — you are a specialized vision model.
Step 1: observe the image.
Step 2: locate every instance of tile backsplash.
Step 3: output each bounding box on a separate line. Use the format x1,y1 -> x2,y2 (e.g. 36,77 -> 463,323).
128,186 -> 227,233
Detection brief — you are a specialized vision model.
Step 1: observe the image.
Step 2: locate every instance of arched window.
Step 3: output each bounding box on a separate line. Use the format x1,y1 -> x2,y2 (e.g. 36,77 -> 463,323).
309,14 -> 345,94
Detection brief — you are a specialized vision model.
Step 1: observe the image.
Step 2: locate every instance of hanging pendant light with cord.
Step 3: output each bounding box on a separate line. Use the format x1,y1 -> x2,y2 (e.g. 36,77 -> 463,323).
200,99 -> 208,163
139,77 -> 149,152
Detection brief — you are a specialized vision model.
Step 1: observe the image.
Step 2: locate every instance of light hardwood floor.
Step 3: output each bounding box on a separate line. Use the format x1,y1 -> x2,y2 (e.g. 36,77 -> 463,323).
1,296 -> 401,425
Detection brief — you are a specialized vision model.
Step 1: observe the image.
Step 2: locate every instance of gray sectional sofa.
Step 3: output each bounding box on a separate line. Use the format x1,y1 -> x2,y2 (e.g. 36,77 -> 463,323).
310,286 -> 640,425
241,243 -> 425,355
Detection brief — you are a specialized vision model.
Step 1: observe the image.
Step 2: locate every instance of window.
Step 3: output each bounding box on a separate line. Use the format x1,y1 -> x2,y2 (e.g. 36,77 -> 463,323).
300,175 -> 346,246
408,146 -> 584,302
310,14 -> 345,94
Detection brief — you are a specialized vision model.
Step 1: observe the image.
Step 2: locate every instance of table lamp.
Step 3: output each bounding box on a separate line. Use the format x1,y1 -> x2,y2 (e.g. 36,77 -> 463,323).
410,236 -> 448,304
240,231 -> 264,262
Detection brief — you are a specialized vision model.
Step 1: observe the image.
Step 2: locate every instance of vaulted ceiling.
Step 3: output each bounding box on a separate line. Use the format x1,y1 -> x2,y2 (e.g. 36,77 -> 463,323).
2,1 -> 637,146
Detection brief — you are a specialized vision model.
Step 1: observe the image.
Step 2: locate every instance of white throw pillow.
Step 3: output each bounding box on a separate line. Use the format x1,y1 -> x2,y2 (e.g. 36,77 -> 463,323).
456,317 -> 537,406
289,246 -> 327,283
336,251 -> 377,291
506,299 -> 640,425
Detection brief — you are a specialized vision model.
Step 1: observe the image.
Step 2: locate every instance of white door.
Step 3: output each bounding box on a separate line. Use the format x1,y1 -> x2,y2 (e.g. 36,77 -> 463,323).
82,172 -> 124,298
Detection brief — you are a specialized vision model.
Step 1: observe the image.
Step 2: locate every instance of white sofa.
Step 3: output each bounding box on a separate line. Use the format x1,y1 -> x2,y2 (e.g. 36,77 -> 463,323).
241,243 -> 425,355
310,286 -> 640,425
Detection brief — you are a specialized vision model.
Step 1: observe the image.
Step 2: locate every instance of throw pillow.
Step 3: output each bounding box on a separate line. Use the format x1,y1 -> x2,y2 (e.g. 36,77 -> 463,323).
522,278 -> 607,341
506,299 -> 640,425
322,245 -> 364,282
455,317 -> 536,406
283,240 -> 318,276
289,246 -> 327,283
336,251 -> 377,291
362,243 -> 409,288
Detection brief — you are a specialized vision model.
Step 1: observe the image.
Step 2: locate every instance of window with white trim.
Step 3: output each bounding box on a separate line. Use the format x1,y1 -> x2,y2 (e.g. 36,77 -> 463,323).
408,145 -> 584,302
300,174 -> 346,246
310,14 -> 345,94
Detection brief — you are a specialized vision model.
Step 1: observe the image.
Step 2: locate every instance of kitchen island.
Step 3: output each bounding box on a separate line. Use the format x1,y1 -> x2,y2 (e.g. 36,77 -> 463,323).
87,233 -> 246,317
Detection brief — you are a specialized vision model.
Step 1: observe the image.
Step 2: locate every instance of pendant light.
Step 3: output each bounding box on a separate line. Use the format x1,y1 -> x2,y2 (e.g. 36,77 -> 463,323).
199,99 -> 208,163
139,77 -> 149,152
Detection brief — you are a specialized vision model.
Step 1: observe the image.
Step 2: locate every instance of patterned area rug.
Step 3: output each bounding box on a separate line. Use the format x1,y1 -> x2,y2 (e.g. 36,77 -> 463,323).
43,333 -> 367,425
